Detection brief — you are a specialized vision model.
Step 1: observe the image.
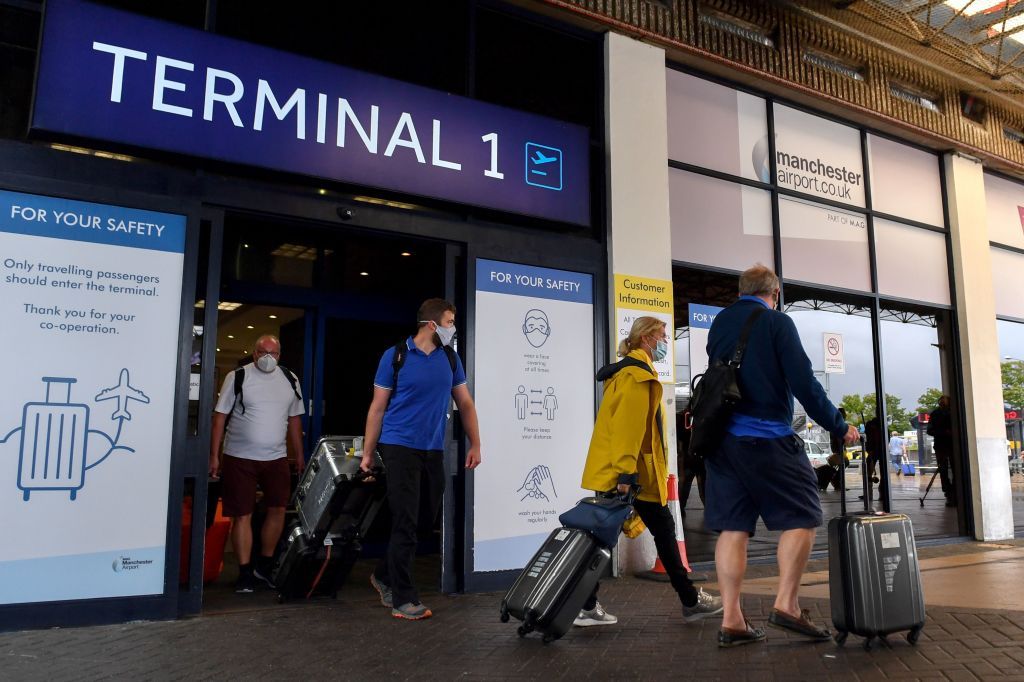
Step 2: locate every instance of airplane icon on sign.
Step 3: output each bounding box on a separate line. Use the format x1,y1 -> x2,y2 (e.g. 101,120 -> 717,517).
530,149 -> 559,172
95,368 -> 150,421
525,142 -> 563,191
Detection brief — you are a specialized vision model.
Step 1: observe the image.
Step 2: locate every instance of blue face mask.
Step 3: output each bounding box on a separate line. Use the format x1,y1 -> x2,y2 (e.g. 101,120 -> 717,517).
653,339 -> 668,362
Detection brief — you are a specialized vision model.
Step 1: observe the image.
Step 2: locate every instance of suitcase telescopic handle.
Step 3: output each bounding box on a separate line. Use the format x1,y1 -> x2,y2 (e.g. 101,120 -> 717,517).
41,376 -> 76,404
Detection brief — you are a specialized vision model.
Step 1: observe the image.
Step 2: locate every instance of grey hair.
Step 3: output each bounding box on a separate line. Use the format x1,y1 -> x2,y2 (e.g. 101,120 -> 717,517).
738,264 -> 780,297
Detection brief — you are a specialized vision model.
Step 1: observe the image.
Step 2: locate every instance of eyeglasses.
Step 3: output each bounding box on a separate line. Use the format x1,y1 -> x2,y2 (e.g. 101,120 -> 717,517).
254,349 -> 280,358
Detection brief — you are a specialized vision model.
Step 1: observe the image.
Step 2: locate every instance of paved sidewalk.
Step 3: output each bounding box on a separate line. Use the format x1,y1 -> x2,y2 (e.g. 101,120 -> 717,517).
4,542 -> 1024,681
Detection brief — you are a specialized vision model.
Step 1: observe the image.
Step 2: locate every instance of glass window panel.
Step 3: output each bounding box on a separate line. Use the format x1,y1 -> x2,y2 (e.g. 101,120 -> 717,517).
996,319 -> 1024,532
875,219 -> 949,306
867,135 -> 944,227
666,70 -> 768,181
669,168 -> 773,271
985,173 -> 1024,250
780,196 -> 871,292
992,246 -> 1024,319
773,103 -> 866,207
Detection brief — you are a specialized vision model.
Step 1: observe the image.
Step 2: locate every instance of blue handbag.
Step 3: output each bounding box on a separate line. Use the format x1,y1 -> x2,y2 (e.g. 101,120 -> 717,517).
558,489 -> 638,548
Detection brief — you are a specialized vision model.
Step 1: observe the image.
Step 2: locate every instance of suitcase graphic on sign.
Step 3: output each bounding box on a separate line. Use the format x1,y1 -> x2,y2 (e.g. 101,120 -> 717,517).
17,377 -> 90,501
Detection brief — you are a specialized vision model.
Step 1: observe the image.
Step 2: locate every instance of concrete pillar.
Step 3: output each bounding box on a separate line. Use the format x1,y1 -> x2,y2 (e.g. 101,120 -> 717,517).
605,32 -> 675,572
944,152 -> 1014,541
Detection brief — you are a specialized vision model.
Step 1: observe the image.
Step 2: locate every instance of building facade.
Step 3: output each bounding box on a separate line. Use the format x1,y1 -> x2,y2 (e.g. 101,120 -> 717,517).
0,0 -> 1021,630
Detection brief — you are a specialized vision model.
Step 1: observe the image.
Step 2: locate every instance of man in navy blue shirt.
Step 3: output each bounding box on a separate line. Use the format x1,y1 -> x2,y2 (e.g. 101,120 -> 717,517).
360,298 -> 482,620
705,265 -> 857,648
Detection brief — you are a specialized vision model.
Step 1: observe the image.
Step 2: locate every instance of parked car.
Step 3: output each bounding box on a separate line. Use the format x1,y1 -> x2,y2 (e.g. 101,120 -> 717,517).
803,439 -> 830,468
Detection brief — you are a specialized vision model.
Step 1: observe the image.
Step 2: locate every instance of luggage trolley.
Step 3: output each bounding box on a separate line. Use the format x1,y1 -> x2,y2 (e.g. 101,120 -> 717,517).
17,377 -> 90,501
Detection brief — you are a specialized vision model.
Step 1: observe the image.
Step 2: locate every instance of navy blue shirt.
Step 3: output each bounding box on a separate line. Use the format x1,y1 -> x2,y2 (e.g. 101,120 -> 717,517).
373,338 -> 467,451
706,298 -> 848,439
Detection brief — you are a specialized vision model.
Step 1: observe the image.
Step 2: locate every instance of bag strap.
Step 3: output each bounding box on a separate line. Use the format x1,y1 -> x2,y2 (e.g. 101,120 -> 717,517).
233,366 -> 246,414
389,341 -> 407,403
594,357 -> 667,458
388,341 -> 457,406
729,306 -> 768,367
277,364 -> 302,402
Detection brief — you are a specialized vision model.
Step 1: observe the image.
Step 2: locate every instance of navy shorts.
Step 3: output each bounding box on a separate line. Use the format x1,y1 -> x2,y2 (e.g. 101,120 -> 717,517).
705,433 -> 823,535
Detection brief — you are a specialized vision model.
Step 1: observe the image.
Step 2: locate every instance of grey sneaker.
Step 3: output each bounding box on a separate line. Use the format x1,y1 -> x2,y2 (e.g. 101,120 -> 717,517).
573,601 -> 618,627
682,588 -> 724,623
392,601 -> 432,620
370,574 -> 393,608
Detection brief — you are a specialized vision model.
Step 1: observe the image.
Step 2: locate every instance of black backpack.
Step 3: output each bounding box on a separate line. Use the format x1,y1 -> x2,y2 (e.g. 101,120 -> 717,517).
232,364 -> 302,414
389,341 -> 458,405
686,307 -> 767,460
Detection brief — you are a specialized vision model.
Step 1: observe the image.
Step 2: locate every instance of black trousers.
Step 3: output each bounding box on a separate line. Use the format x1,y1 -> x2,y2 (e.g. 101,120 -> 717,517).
373,444 -> 445,607
935,447 -> 954,500
584,500 -> 698,611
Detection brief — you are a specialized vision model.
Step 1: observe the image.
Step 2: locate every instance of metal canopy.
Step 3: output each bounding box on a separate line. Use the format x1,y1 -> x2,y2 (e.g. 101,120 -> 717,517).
787,1 -> 1024,105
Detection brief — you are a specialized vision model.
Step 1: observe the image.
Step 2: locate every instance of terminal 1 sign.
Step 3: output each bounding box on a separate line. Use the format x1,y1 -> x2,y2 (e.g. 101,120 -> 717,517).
31,0 -> 591,227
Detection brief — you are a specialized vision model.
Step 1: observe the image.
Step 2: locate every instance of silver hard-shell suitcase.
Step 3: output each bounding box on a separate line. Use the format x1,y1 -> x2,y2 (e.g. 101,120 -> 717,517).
499,527 -> 610,643
829,438 -> 926,649
293,436 -> 381,542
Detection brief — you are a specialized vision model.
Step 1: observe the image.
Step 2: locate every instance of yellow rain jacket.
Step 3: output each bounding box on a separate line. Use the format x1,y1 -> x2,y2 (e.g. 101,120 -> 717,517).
580,349 -> 667,505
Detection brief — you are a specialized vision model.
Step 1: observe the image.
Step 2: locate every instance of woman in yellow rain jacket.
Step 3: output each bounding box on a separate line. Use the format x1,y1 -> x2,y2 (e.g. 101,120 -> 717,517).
573,316 -> 724,628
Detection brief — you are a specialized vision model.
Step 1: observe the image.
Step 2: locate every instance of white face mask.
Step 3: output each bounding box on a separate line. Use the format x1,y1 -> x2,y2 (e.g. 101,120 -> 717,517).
421,320 -> 456,347
435,324 -> 456,347
256,354 -> 278,373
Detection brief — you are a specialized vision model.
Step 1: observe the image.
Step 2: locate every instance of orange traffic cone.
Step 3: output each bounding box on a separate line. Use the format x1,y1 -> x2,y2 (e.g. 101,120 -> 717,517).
638,473 -> 691,581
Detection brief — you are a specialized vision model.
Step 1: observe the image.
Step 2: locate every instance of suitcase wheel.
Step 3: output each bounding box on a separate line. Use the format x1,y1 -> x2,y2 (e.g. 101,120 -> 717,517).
907,627 -> 922,646
516,625 -> 529,638
863,636 -> 875,651
834,631 -> 848,646
500,610 -> 510,623
542,633 -> 559,644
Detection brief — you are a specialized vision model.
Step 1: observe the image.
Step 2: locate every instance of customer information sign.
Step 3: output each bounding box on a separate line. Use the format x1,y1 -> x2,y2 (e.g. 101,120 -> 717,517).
0,189 -> 184,604
32,0 -> 591,226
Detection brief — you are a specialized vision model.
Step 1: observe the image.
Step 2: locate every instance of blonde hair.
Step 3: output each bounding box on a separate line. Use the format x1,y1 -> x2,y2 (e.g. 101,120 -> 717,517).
738,263 -> 779,297
618,316 -> 666,357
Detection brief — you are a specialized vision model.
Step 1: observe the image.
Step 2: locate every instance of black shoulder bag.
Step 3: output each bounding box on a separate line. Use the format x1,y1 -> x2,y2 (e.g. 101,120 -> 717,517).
686,306 -> 767,460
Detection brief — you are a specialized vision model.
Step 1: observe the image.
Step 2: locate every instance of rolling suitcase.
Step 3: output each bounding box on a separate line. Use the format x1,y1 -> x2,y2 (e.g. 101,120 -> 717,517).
499,527 -> 611,643
273,522 -> 362,601
17,377 -> 89,501
829,439 -> 926,649
294,436 -> 383,543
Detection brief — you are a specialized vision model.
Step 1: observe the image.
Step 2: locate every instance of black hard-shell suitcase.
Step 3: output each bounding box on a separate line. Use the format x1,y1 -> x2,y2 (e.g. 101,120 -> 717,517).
828,439 -> 926,649
499,527 -> 611,643
275,444 -> 385,601
273,522 -> 361,600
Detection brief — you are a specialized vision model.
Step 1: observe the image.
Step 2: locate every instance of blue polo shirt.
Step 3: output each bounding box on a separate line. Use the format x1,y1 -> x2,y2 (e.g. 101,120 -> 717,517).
373,338 -> 467,451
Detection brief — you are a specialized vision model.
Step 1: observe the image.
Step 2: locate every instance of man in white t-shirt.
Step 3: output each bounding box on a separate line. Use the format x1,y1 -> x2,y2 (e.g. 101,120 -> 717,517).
210,335 -> 305,593
888,431 -> 907,475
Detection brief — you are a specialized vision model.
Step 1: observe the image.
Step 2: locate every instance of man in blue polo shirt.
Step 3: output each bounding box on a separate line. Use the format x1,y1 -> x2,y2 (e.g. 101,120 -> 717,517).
705,265 -> 857,648
360,298 -> 482,620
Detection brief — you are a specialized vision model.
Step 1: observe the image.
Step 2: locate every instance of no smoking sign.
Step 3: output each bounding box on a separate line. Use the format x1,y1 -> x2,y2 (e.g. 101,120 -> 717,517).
823,332 -> 845,374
